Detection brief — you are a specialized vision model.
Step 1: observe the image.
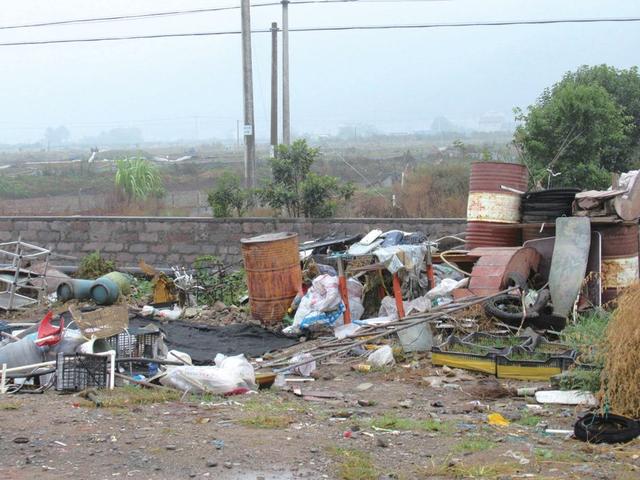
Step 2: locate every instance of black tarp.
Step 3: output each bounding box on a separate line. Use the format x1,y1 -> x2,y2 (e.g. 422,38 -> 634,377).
129,317 -> 298,364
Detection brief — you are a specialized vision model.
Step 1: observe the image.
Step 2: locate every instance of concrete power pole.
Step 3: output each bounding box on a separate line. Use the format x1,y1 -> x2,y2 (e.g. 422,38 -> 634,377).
270,22 -> 278,157
282,0 -> 291,145
241,0 -> 256,188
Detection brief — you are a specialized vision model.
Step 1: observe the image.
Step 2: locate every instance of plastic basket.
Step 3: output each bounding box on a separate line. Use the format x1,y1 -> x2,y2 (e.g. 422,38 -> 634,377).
105,329 -> 161,359
431,336 -> 498,375
495,346 -> 575,381
462,332 -> 534,352
56,353 -> 108,392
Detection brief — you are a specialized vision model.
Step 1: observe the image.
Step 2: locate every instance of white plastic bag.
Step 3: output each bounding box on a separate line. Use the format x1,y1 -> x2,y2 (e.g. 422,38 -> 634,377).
288,353 -> 316,376
367,345 -> 395,367
160,354 -> 256,394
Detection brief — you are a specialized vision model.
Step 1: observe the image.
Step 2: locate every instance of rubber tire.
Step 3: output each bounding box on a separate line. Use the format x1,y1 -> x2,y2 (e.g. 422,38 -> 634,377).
574,413 -> 640,444
484,294 -> 527,324
484,290 -> 550,325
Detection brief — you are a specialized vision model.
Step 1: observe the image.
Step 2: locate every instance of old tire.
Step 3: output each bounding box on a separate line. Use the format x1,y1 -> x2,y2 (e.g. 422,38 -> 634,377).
574,413 -> 640,444
484,290 -> 550,325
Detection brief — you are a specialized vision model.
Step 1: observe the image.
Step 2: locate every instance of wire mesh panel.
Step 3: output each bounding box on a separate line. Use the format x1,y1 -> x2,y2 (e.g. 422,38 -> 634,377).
55,353 -> 108,392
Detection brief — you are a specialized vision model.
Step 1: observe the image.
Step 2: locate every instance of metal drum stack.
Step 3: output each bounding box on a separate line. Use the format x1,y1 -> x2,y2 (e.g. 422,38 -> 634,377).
465,162 -> 528,249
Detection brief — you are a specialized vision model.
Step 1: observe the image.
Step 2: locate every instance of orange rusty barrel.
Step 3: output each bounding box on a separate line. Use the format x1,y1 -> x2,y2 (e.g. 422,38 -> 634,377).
595,224 -> 639,302
241,232 -> 302,326
466,162 -> 528,249
466,222 -> 521,250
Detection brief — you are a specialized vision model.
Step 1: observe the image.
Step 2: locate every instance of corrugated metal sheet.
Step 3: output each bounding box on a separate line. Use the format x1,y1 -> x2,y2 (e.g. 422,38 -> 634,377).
467,246 -> 541,296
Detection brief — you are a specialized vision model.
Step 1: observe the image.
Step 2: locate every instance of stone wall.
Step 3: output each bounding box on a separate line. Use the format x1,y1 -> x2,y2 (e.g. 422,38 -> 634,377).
0,216 -> 467,267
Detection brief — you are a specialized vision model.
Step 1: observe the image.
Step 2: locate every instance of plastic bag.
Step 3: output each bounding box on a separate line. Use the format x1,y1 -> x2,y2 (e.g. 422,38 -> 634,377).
160,354 -> 256,394
367,345 -> 395,367
288,353 -> 316,376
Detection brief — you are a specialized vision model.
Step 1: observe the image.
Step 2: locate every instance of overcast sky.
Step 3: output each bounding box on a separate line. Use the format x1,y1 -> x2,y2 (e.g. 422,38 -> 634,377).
0,0 -> 639,144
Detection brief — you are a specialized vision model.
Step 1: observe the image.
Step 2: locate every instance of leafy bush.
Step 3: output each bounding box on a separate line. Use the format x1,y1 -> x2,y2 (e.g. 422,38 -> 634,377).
207,172 -> 253,217
76,251 -> 116,279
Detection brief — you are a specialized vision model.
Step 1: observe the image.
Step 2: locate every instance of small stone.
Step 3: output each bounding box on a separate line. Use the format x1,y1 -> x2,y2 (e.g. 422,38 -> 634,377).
431,401 -> 444,408
356,383 -> 373,391
207,460 -> 218,468
189,474 -> 197,478
223,462 -> 233,469
376,437 -> 389,448
165,445 -> 177,451
399,399 -> 413,409
310,448 -> 319,453
13,437 -> 29,444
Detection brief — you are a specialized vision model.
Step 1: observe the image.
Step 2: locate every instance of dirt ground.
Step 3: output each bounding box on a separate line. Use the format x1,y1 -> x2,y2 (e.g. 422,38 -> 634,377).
1,357 -> 639,480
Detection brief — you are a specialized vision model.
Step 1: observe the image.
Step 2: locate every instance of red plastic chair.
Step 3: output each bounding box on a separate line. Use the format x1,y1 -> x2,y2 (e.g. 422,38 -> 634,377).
36,311 -> 64,347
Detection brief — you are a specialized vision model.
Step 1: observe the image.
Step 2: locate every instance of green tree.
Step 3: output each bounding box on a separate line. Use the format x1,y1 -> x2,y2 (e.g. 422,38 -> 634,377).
114,157 -> 164,203
514,82 -> 633,189
259,139 -> 354,217
564,65 -> 640,165
207,172 -> 252,217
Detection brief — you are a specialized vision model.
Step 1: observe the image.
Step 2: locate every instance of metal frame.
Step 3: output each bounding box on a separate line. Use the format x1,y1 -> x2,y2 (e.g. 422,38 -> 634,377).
0,240 -> 50,310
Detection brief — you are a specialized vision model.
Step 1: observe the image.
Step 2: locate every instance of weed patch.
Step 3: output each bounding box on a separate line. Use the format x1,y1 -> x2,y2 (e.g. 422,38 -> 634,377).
369,414 -> 452,433
329,447 -> 379,480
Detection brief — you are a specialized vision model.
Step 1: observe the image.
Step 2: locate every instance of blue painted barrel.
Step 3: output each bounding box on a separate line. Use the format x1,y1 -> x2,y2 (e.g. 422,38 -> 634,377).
90,277 -> 120,305
57,279 -> 94,302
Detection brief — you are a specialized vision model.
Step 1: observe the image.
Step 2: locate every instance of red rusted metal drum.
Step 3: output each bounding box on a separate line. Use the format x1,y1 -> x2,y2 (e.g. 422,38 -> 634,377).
466,222 -> 521,250
467,246 -> 541,297
241,232 -> 302,326
594,224 -> 639,302
466,162 -> 528,249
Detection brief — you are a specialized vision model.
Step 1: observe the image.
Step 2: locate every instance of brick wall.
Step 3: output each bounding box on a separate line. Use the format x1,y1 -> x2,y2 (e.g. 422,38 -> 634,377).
0,216 -> 467,267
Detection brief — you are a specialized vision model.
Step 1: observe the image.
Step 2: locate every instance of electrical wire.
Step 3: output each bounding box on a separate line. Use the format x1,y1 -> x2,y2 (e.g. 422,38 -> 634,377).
0,0 -> 361,31
0,17 -> 638,47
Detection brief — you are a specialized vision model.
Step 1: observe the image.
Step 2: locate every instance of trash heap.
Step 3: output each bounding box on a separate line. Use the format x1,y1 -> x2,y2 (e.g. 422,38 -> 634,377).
2,161 -> 640,447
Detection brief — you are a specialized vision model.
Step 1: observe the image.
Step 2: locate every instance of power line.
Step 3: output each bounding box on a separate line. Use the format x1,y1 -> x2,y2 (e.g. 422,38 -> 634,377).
0,17 -> 638,47
0,0 -> 361,31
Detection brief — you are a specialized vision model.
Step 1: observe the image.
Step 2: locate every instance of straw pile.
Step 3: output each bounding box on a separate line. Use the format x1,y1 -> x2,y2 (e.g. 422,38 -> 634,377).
600,283 -> 640,418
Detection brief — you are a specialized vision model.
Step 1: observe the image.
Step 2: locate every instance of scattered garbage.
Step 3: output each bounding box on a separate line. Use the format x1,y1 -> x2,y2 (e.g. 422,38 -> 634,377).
366,345 -> 395,367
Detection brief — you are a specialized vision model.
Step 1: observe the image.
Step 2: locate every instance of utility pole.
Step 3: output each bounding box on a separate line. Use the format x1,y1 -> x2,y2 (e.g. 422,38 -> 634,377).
270,22 -> 278,157
241,0 -> 256,188
282,0 -> 291,145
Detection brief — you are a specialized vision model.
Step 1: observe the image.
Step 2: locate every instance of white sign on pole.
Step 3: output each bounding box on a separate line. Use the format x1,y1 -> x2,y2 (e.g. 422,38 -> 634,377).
243,124 -> 253,136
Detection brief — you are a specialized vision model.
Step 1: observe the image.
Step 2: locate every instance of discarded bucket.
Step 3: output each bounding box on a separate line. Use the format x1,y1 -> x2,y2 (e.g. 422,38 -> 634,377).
90,277 -> 120,305
397,322 -> 432,353
241,232 -> 302,326
56,279 -> 94,302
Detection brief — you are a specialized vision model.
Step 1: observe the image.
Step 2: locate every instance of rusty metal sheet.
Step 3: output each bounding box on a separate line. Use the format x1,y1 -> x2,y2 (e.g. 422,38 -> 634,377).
466,246 -> 541,296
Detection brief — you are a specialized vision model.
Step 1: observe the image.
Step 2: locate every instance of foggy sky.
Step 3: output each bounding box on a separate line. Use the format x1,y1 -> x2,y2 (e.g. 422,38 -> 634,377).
1,0 -> 639,144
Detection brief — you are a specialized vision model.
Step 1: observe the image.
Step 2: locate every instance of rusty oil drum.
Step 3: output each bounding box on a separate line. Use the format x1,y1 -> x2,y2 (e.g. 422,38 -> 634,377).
466,162 -> 528,249
241,232 -> 302,326
595,224 -> 639,302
